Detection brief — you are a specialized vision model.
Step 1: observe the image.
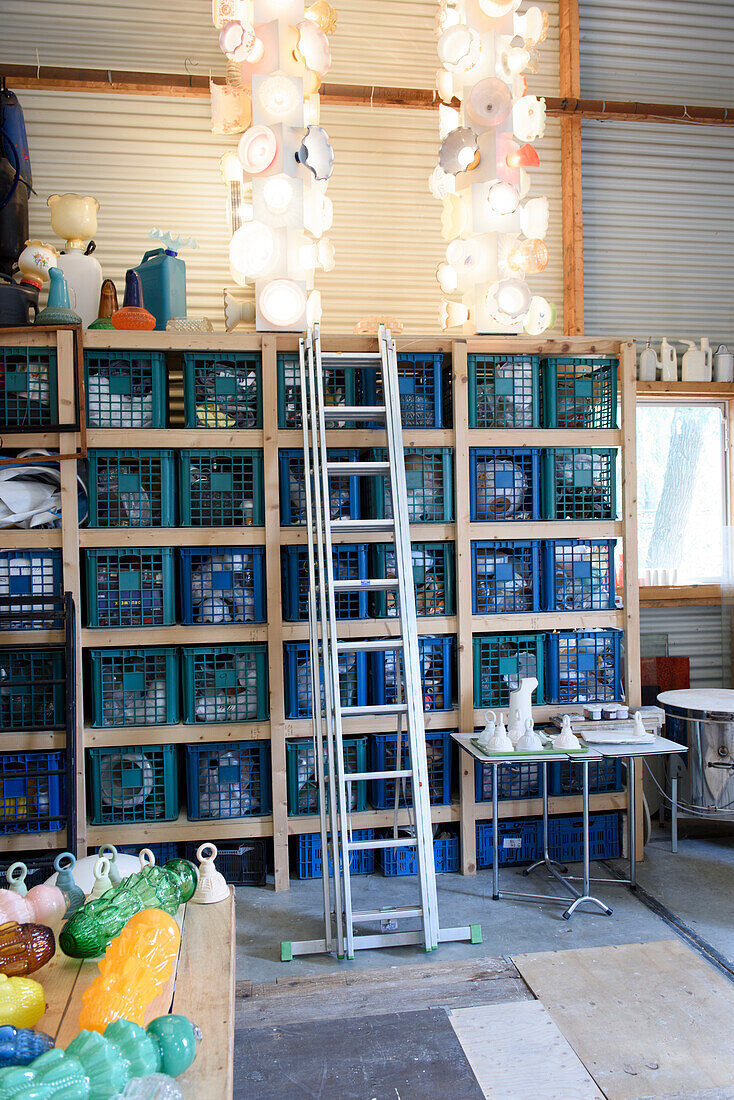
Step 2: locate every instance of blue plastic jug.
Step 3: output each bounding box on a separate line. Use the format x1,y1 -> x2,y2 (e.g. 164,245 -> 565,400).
134,248 -> 186,330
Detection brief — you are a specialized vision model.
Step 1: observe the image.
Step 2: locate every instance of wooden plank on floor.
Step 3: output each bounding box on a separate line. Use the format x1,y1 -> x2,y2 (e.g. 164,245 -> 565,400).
513,939 -> 734,1100
54,959 -> 99,1047
173,890 -> 235,1100
36,951 -> 84,1040
449,1001 -> 604,1099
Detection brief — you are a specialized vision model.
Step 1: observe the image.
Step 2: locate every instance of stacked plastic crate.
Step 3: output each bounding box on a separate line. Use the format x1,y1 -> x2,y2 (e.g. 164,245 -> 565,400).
469,352 -> 623,862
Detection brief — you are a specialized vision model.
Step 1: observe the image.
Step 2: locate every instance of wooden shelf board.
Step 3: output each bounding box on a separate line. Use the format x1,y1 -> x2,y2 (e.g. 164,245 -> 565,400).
284,709 -> 460,738
471,610 -> 624,632
1,830 -> 68,852
80,527 -> 266,547
471,791 -> 629,818
637,381 -> 734,398
280,522 -> 456,545
0,530 -> 63,548
1,733 -> 67,751
84,722 -> 272,747
468,429 -> 622,447
86,812 -> 274,846
0,629 -> 65,644
87,429 -> 264,447
470,520 -> 624,539
81,624 -> 268,646
287,804 -> 461,834
281,616 -> 457,641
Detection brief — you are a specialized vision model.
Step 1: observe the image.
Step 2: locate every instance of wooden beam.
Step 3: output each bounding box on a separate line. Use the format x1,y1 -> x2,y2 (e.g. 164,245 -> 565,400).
559,0 -> 584,336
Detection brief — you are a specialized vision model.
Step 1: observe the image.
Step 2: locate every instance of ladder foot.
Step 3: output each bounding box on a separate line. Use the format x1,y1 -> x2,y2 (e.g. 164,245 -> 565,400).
470,924 -> 483,944
280,941 -> 293,962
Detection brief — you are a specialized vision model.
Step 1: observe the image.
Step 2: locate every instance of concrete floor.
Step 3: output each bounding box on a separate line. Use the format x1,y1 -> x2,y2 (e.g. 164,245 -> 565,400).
236,822 -> 734,982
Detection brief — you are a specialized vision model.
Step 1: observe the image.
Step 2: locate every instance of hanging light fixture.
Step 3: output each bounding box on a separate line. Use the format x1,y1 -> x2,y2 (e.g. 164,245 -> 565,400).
431,2 -> 554,333
215,0 -> 337,330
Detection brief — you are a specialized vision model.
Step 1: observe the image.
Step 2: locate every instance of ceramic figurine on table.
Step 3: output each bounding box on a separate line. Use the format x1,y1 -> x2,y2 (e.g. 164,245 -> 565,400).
191,844 -> 229,905
34,267 -> 81,325
516,719 -> 543,752
97,846 -> 123,889
17,240 -> 58,293
0,883 -> 66,930
60,860 -> 197,960
0,1014 -> 201,1099
0,921 -> 55,976
475,710 -> 496,752
485,712 -> 514,753
89,279 -> 119,330
47,193 -> 103,328
0,1024 -> 54,1068
508,678 -> 538,743
111,270 -> 156,330
53,853 -> 86,918
5,865 -> 27,898
554,714 -> 581,751
0,975 -> 45,1028
78,911 -> 181,1032
88,858 -> 112,902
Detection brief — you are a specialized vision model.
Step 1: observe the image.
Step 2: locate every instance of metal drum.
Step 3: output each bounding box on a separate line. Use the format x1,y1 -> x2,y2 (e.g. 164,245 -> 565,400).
658,689 -> 734,815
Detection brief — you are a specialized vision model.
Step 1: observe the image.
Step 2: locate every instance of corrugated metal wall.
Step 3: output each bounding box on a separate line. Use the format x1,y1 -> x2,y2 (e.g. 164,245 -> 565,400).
3,1 -> 563,333
641,606 -> 731,689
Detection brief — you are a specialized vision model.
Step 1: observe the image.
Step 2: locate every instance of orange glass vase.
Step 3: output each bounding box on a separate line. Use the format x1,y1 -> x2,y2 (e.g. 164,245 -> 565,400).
78,909 -> 181,1033
0,922 -> 55,977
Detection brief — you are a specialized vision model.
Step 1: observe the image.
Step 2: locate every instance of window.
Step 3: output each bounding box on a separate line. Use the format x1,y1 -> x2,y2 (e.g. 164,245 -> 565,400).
637,403 -> 727,584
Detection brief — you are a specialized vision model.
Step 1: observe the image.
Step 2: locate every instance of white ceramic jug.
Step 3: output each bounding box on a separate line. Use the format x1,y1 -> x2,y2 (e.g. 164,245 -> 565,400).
638,339 -> 658,382
660,338 -> 678,382
714,344 -> 734,383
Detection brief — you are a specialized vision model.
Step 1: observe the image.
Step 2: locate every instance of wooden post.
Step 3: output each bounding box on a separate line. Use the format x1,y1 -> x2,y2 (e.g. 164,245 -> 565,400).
452,341 -> 477,874
56,329 -> 86,855
261,336 -> 289,889
559,0 -> 585,335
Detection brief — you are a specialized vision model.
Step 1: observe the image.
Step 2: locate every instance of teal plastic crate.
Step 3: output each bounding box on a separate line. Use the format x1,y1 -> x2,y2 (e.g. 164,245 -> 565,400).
0,345 -> 58,428
182,644 -> 269,723
286,737 -> 368,816
183,351 -> 262,428
368,447 -> 454,523
84,548 -> 175,628
179,449 -> 264,526
277,350 -> 359,429
84,349 -> 167,428
0,648 -> 65,731
542,448 -> 617,521
89,647 -> 179,727
88,744 -> 178,824
88,449 -> 176,527
468,353 -> 540,428
370,541 -> 455,618
542,356 -> 618,429
473,633 -> 545,709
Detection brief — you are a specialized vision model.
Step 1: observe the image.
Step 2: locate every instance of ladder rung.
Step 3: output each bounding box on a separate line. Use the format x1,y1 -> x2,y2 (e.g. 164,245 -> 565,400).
332,578 -> 398,592
342,703 -> 407,717
352,906 -> 423,922
327,461 -> 390,475
321,352 -> 381,361
337,638 -> 403,653
349,837 -> 416,851
331,519 -> 394,533
323,406 -> 385,421
347,769 -> 412,782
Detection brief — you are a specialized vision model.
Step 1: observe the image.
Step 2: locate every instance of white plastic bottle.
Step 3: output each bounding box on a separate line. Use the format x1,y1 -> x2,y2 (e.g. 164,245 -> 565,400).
660,338 -> 678,382
638,339 -> 658,381
56,246 -> 103,328
681,340 -> 709,382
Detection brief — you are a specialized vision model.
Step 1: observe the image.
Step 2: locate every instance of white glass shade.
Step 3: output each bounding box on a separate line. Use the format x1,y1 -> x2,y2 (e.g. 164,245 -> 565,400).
439,127 -> 479,174
263,175 -> 294,216
303,188 -> 333,236
514,7 -> 549,45
487,180 -> 520,215
220,150 -> 245,184
486,277 -> 532,322
305,1 -> 338,35
447,235 -> 491,286
229,221 -> 275,281
513,95 -> 547,141
435,1 -> 461,39
238,125 -> 278,174
255,74 -> 302,125
219,20 -> 263,63
478,0 -> 521,16
466,78 -> 512,129
439,104 -> 461,140
295,20 -> 332,76
436,262 -> 459,294
441,193 -> 471,240
213,0 -> 245,29
436,67 -> 456,104
523,295 -> 555,335
259,278 -> 306,326
306,289 -> 322,325
437,25 -> 481,73
297,125 -> 334,181
439,299 -> 469,329
317,238 -> 335,271
429,165 -> 456,201
520,195 -> 549,239
304,94 -> 321,126
499,38 -> 531,79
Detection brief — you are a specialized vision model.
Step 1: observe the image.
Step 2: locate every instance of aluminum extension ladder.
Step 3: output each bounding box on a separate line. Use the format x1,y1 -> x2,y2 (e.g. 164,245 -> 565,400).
281,325 -> 480,961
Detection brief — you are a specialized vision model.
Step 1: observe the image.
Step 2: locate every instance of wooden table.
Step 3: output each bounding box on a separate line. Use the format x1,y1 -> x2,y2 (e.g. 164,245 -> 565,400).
36,888 -> 235,1096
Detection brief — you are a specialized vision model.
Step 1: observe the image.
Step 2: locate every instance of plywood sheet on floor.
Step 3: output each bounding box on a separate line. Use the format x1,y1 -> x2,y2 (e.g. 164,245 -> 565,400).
513,939 -> 734,1100
237,956 -> 532,1028
235,1008 -> 485,1099
449,1001 -> 604,1099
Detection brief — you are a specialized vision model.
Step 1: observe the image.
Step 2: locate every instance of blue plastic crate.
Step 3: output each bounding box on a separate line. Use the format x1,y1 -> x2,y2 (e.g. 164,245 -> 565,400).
0,751 -> 65,835
284,642 -> 368,719
474,760 -> 543,803
548,812 -> 620,862
186,741 -> 271,820
362,353 -> 449,428
369,730 -> 452,808
0,550 -> 63,630
281,544 -> 369,621
380,833 -> 459,875
117,842 -> 179,863
279,448 -> 360,526
370,635 -> 455,712
472,541 -> 541,614
179,547 -> 266,625
542,539 -> 616,612
470,448 -> 540,522
476,818 -> 541,867
546,630 -> 623,704
293,830 -> 375,879
548,758 -> 624,796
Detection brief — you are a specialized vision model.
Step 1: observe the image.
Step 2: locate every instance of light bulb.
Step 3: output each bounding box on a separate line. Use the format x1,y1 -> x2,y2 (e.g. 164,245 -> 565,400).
439,104 -> 461,140
307,289 -> 322,325
437,25 -> 481,73
263,176 -> 294,215
259,278 -> 306,326
436,262 -> 458,294
489,278 -> 532,320
478,0 -> 521,16
229,221 -> 275,280
439,299 -> 469,329
429,164 -> 455,201
238,125 -> 278,174
507,237 -> 549,275
257,74 -> 301,123
487,180 -> 520,215
520,196 -> 549,239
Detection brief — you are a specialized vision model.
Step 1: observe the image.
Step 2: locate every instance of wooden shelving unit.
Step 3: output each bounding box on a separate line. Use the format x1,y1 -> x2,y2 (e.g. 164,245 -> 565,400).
0,329 -> 640,890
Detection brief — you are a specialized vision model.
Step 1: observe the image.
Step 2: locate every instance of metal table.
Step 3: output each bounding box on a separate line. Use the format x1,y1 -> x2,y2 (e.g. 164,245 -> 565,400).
453,735 -> 612,919
583,737 -> 688,889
